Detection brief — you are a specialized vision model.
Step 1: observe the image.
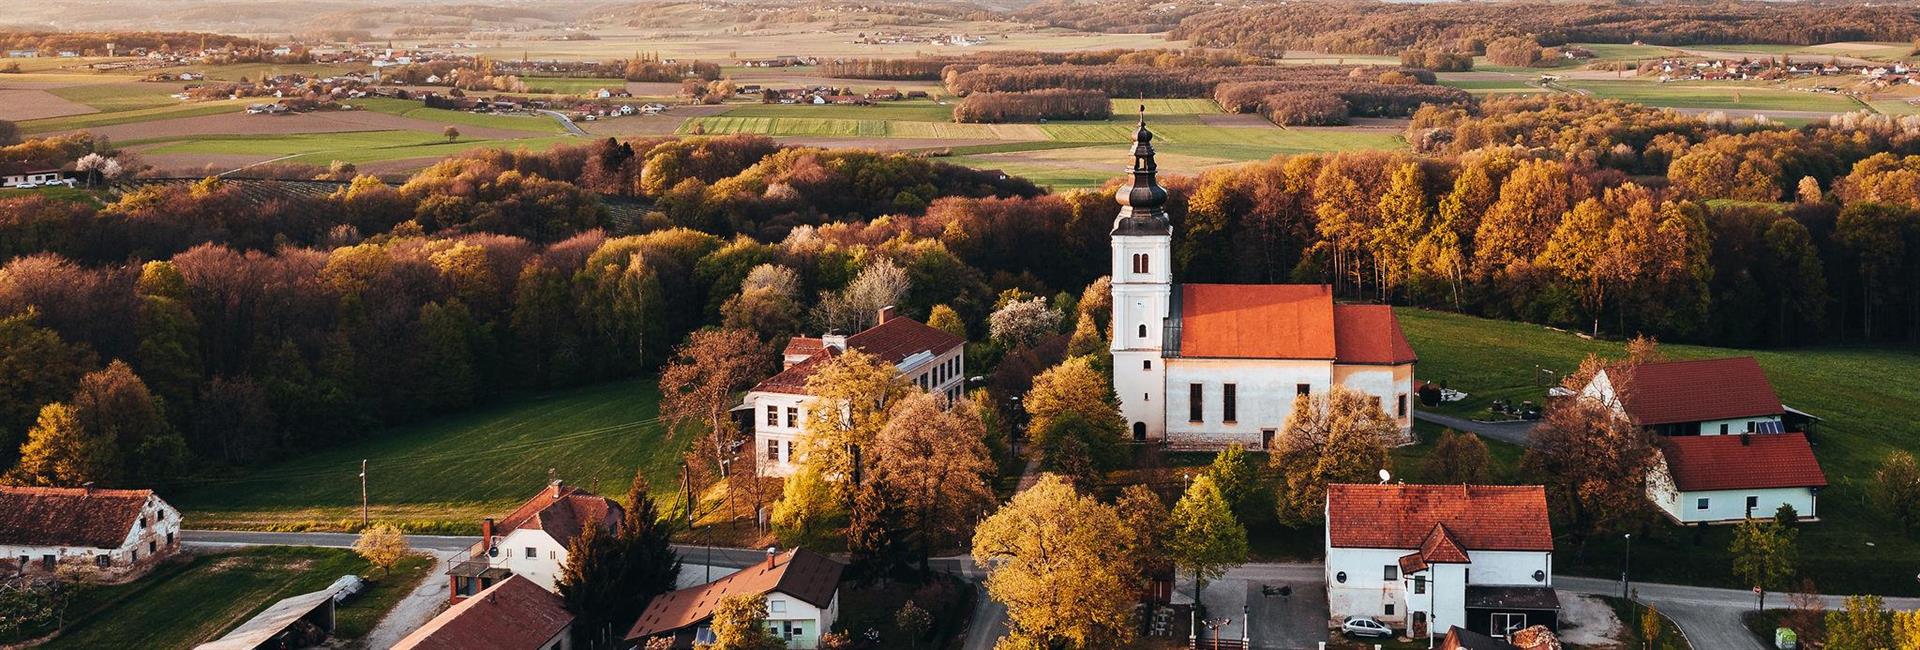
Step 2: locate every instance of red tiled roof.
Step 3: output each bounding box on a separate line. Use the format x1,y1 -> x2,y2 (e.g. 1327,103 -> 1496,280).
749,316 -> 960,394
393,575 -> 572,650
626,548 -> 845,640
494,482 -> 622,550
1333,304 -> 1418,364
755,347 -> 838,395
1611,357 -> 1784,426
1417,524 -> 1472,563
783,337 -> 824,359
1178,284 -> 1336,359
1327,484 -> 1553,552
0,486 -> 156,548
1658,433 -> 1827,492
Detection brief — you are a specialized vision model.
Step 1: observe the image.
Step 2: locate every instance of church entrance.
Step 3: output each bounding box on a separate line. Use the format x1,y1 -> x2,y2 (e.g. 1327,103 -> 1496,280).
1133,422 -> 1146,441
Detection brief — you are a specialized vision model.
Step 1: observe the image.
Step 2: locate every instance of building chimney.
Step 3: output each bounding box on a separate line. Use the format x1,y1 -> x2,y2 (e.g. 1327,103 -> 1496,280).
877,305 -> 897,325
821,332 -> 848,351
550,479 -> 564,498
765,546 -> 778,568
481,518 -> 494,545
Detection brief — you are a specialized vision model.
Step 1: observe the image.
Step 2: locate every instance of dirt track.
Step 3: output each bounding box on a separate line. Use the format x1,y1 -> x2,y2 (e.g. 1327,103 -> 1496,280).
75,109 -> 550,141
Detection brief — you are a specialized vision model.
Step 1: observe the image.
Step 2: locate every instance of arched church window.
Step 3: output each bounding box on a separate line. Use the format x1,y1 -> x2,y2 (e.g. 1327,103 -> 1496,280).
1138,323 -> 1147,338
1140,254 -> 1148,273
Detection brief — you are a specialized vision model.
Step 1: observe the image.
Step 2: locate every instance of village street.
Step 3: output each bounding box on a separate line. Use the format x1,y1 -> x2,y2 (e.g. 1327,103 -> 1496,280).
183,529 -> 1920,650
1413,411 -> 1537,448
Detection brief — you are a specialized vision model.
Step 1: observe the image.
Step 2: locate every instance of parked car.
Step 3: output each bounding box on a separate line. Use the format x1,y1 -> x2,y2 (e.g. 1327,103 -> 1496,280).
1342,616 -> 1392,638
329,575 -> 367,603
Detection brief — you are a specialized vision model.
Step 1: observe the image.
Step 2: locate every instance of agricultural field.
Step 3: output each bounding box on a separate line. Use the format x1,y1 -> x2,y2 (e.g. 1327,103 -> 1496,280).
130,130 -> 575,166
1399,307 -> 1920,595
174,379 -> 682,532
1561,79 -> 1865,113
352,97 -> 570,134
41,546 -> 432,650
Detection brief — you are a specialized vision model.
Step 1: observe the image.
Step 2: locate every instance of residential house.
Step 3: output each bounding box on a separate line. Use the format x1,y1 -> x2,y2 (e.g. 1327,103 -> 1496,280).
1,168 -> 66,188
1325,484 -> 1558,640
1579,357 -> 1798,437
1109,121 -> 1416,449
1648,432 -> 1826,524
745,307 -> 964,477
445,480 -> 622,600
0,485 -> 182,580
397,575 -> 573,650
625,548 -> 844,649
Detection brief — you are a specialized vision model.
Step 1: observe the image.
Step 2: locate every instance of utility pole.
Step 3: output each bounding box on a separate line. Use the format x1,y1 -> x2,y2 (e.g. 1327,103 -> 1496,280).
359,459 -> 369,528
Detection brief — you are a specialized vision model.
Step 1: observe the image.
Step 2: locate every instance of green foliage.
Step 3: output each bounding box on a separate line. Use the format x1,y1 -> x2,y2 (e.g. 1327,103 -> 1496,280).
1872,450 -> 1920,535
558,473 -> 682,647
1730,517 -> 1798,610
0,310 -> 94,467
709,593 -> 785,650
772,464 -> 837,547
1167,475 -> 1248,595
1826,594 -> 1892,650
1202,444 -> 1260,518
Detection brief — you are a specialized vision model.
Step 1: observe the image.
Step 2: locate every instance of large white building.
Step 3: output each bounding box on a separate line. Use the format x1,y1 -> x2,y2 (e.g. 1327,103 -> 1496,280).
1108,120 -> 1416,449
1325,484 -> 1559,641
446,480 -> 622,600
0,485 -> 182,580
744,306 -> 965,477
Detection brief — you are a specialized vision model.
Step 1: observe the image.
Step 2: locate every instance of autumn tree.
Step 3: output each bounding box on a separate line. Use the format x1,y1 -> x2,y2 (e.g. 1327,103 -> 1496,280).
8,403 -> 114,487
659,329 -> 767,483
801,349 -> 910,499
0,311 -> 94,466
1167,474 -> 1248,600
972,474 -> 1136,649
709,594 -> 785,650
1023,356 -> 1123,441
771,464 -> 836,546
989,296 -> 1063,349
71,360 -> 184,485
1827,595 -> 1892,650
896,600 -> 933,650
1871,450 -> 1920,535
1115,483 -> 1172,595
353,523 -> 411,576
133,261 -> 200,426
1523,376 -> 1656,543
926,304 -> 966,341
813,260 -> 910,333
1893,609 -> 1920,649
1202,443 -> 1261,518
1731,517 -> 1797,612
1270,387 -> 1398,525
1425,429 -> 1491,485
722,264 -> 804,343
443,126 -> 460,143
870,392 -> 995,569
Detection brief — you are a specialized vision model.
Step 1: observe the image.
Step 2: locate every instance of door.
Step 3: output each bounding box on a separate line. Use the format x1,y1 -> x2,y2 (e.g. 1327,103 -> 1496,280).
1492,613 -> 1527,638
1261,428 -> 1276,450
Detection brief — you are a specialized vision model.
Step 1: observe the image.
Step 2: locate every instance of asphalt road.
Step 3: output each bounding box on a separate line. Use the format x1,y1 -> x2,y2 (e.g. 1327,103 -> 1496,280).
1558,575 -> 1920,650
182,529 -> 772,568
1415,410 -> 1537,448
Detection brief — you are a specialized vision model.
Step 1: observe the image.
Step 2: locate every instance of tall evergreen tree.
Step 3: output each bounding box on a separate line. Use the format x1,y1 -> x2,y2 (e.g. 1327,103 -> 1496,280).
557,471 -> 681,649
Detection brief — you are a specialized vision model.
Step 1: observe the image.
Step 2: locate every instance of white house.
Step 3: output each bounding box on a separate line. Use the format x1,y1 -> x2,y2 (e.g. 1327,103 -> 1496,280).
398,575 -> 574,650
1108,119 -> 1416,449
1580,357 -> 1789,437
1648,432 -> 1826,524
446,480 -> 622,600
1326,484 -> 1559,641
626,548 -> 844,649
0,485 -> 182,580
745,307 -> 964,477
2,169 -> 66,188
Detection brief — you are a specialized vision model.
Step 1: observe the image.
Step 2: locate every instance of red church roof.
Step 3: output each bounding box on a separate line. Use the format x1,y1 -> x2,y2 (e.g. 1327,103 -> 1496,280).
1658,433 -> 1827,492
1333,304 -> 1419,364
1178,284 -> 1336,359
1327,484 -> 1553,552
1610,357 -> 1784,426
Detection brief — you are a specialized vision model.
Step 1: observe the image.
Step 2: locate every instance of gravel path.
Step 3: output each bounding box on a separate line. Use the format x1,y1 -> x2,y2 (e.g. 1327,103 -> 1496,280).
360,553 -> 451,649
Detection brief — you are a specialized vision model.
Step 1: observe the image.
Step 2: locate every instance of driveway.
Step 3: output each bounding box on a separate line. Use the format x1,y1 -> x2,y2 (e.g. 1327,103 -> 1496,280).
1415,411 -> 1536,448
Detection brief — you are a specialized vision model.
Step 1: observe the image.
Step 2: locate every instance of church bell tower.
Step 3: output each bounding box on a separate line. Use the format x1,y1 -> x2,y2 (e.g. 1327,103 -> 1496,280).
1110,109 -> 1171,442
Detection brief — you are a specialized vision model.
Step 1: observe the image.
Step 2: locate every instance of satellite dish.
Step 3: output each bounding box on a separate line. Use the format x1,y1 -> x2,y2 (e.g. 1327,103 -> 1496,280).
1378,469 -> 1393,484
486,546 -> 499,558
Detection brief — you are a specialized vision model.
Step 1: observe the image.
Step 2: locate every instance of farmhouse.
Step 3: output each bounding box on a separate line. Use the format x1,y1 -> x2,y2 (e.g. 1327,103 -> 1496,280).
1579,357 -> 1796,436
445,480 -> 622,600
744,307 -> 964,477
1109,120 -> 1415,449
0,485 -> 182,580
1325,484 -> 1558,641
398,575 -> 574,650
1648,432 -> 1827,524
2,168 -> 67,188
625,548 -> 844,649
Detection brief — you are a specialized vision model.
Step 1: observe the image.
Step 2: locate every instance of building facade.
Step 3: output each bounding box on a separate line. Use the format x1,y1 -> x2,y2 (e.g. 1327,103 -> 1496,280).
446,480 -> 622,600
1647,432 -> 1826,524
626,548 -> 844,649
0,485 -> 182,581
1108,119 -> 1416,449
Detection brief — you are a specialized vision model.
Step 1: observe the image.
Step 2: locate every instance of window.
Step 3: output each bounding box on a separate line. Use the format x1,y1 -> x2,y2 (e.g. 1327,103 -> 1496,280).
765,405 -> 778,426
1223,384 -> 1237,423
1296,383 -> 1311,397
1696,497 -> 1710,510
148,541 -> 155,554
784,441 -> 793,461
785,407 -> 798,428
769,599 -> 787,614
1746,421 -> 1756,433
131,550 -> 137,562
1746,496 -> 1760,511
1383,565 -> 1398,580
167,532 -> 174,545
1385,603 -> 1395,616
1397,394 -> 1407,418
1719,423 -> 1729,435
550,551 -> 556,559
525,547 -> 536,558
1143,359 -> 1151,370
1140,254 -> 1149,274
95,554 -> 110,568
767,439 -> 780,461
1189,383 -> 1204,422
1138,323 -> 1147,338
40,555 -> 53,571
1414,575 -> 1426,594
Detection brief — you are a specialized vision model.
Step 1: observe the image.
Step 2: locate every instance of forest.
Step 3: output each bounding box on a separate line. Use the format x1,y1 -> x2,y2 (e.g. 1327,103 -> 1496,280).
941,62 -> 1462,124
0,31 -> 267,54
952,89 -> 1112,123
2,91 -> 1920,492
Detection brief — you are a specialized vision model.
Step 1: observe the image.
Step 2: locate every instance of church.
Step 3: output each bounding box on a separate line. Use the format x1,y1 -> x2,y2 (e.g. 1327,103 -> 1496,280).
1108,116 -> 1418,450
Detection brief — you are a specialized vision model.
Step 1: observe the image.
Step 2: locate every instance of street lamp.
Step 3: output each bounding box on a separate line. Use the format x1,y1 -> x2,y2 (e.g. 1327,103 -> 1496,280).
1621,533 -> 1633,601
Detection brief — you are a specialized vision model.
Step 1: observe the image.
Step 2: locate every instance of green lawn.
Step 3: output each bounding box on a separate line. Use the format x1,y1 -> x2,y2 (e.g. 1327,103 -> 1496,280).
43,546 -> 431,650
175,379 -> 683,532
136,130 -> 575,166
524,76 -> 629,95
46,82 -> 184,113
352,97 -> 568,134
1561,80 -> 1862,113
1399,307 -> 1920,595
1114,98 -> 1222,115
721,100 -> 959,122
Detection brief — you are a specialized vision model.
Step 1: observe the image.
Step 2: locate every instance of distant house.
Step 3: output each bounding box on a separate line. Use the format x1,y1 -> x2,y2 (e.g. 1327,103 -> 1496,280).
743,307 -> 964,477
398,575 -> 574,650
445,480 -> 622,600
625,548 -> 844,649
1,169 -> 67,188
1325,484 -> 1558,641
0,485 -> 182,580
1579,357 -> 1797,436
1649,432 -> 1827,524
866,87 -> 903,101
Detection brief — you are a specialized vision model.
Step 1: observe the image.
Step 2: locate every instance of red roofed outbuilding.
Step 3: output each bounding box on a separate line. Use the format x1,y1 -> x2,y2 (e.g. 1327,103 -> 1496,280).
1579,357 -> 1788,436
1325,484 -> 1558,641
0,485 -> 181,580
397,575 -> 574,650
1649,432 -> 1826,523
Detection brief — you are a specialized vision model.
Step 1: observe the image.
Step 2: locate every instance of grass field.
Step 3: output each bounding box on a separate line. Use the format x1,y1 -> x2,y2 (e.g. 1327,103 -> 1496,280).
175,379 -> 682,532
46,83 -> 183,113
135,130 -> 575,166
523,76 -> 632,95
18,100 -> 247,134
353,97 -> 568,134
722,100 -> 959,122
43,546 -> 431,650
1562,80 -> 1863,113
1398,307 -> 1920,595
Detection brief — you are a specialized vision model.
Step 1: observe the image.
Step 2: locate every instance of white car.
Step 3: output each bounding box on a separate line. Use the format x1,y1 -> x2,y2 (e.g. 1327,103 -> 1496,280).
1342,616 -> 1393,638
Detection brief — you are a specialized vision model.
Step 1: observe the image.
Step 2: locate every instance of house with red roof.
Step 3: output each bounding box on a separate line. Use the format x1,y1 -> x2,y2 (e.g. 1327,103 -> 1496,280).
1648,432 -> 1827,524
398,575 -> 574,650
1578,357 -> 1790,437
625,547 -> 844,649
0,485 -> 181,580
1325,484 -> 1558,641
1109,120 -> 1415,449
444,480 -> 623,601
744,306 -> 965,477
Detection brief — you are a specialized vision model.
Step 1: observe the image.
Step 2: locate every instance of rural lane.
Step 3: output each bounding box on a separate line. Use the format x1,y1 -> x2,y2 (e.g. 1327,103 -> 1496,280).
538,109 -> 588,136
1414,410 -> 1537,447
1557,576 -> 1920,650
